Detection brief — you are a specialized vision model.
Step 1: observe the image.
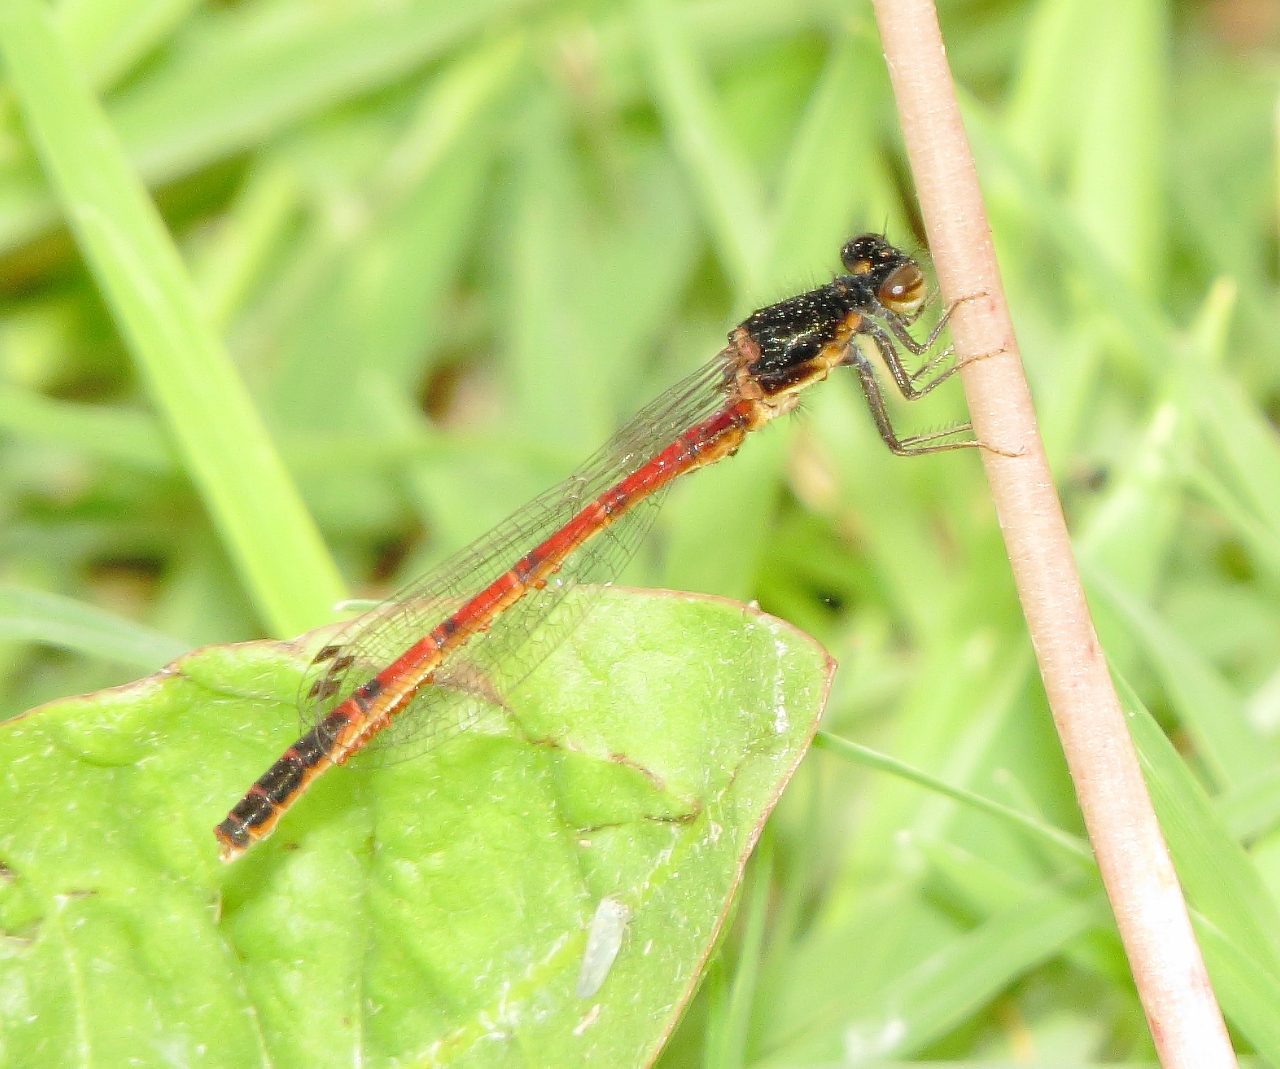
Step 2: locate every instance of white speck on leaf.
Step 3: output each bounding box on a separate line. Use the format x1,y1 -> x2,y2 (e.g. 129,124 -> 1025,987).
771,636 -> 790,733
844,1016 -> 906,1062
575,896 -> 631,999
572,1004 -> 601,1035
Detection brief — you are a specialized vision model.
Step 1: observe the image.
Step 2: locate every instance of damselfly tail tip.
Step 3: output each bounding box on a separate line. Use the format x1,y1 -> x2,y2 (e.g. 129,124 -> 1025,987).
216,843 -> 243,864
214,823 -> 249,864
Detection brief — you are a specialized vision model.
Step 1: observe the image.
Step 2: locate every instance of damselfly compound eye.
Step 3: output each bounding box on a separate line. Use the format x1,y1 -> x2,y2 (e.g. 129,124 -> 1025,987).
878,263 -> 926,317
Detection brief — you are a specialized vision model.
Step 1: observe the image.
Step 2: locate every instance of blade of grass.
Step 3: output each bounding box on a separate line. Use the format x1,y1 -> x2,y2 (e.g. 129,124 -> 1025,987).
837,892 -> 1108,1065
961,94 -> 1177,373
988,95 -> 1280,519
814,731 -> 1093,865
1193,370 -> 1280,542
1117,673 -> 1280,1061
0,383 -> 176,473
637,0 -> 769,301
1082,559 -> 1276,791
767,36 -> 892,283
0,0 -> 534,254
1118,673 -> 1280,971
111,0 -> 531,185
55,0 -> 201,92
255,39 -> 521,434
920,838 -> 1129,986
1183,459 -> 1280,585
1067,0 -> 1167,293
1002,0 -> 1095,173
0,583 -> 190,671
704,833 -> 772,1069
0,0 -> 346,637
188,159 -> 301,331
1177,272 -> 1280,548
1216,765 -> 1280,842
594,0 -> 840,110
1076,397 -> 1186,604
1190,911 -> 1280,1058
507,90 -> 614,457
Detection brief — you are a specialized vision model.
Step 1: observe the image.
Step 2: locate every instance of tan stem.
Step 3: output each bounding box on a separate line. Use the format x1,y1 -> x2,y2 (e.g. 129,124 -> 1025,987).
868,0 -> 1237,1063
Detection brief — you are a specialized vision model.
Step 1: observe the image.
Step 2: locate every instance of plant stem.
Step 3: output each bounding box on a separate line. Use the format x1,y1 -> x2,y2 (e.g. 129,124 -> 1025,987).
868,0 -> 1238,1063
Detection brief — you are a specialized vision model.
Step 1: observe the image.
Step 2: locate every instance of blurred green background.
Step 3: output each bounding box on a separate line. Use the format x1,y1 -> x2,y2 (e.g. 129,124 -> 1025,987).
1,0 -> 1279,1062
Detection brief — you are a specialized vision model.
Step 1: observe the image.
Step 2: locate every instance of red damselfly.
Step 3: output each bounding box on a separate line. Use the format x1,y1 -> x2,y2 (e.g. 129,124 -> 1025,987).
216,234 -> 977,861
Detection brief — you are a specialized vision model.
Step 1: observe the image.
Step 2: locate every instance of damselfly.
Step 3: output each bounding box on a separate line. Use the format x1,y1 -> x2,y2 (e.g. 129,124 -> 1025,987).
216,234 -> 977,860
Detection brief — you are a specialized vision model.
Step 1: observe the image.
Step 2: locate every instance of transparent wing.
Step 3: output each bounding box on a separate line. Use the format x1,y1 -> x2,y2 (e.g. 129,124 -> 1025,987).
297,353 -> 734,766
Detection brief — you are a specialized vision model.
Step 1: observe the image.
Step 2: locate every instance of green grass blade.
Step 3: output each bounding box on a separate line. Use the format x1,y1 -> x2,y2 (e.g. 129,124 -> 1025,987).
188,159 -> 302,331
962,94 -> 1178,371
0,583 -> 190,671
1193,369 -> 1280,541
815,731 -> 1094,865
263,39 -> 518,430
704,834 -> 772,1069
112,0 -> 531,183
837,893 -> 1107,1064
1076,397 -> 1187,603
0,0 -> 346,636
0,383 -> 175,473
637,0 -> 769,300
55,0 -> 200,91
1120,673 -> 1280,968
1083,560 -> 1276,790
1190,911 -> 1280,1060
767,36 -> 892,282
1067,0 -> 1168,291
1216,765 -> 1280,842
1003,0 -> 1094,173
0,0 -> 533,254
1183,458 -> 1280,585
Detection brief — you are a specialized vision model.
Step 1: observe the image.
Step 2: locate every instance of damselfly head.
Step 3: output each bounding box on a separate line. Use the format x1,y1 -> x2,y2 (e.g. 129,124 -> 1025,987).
839,234 -> 926,318
840,233 -> 909,275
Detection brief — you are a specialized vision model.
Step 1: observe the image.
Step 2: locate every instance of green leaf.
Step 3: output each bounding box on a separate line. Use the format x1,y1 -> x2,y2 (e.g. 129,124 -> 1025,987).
0,0 -> 346,637
0,589 -> 832,1067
